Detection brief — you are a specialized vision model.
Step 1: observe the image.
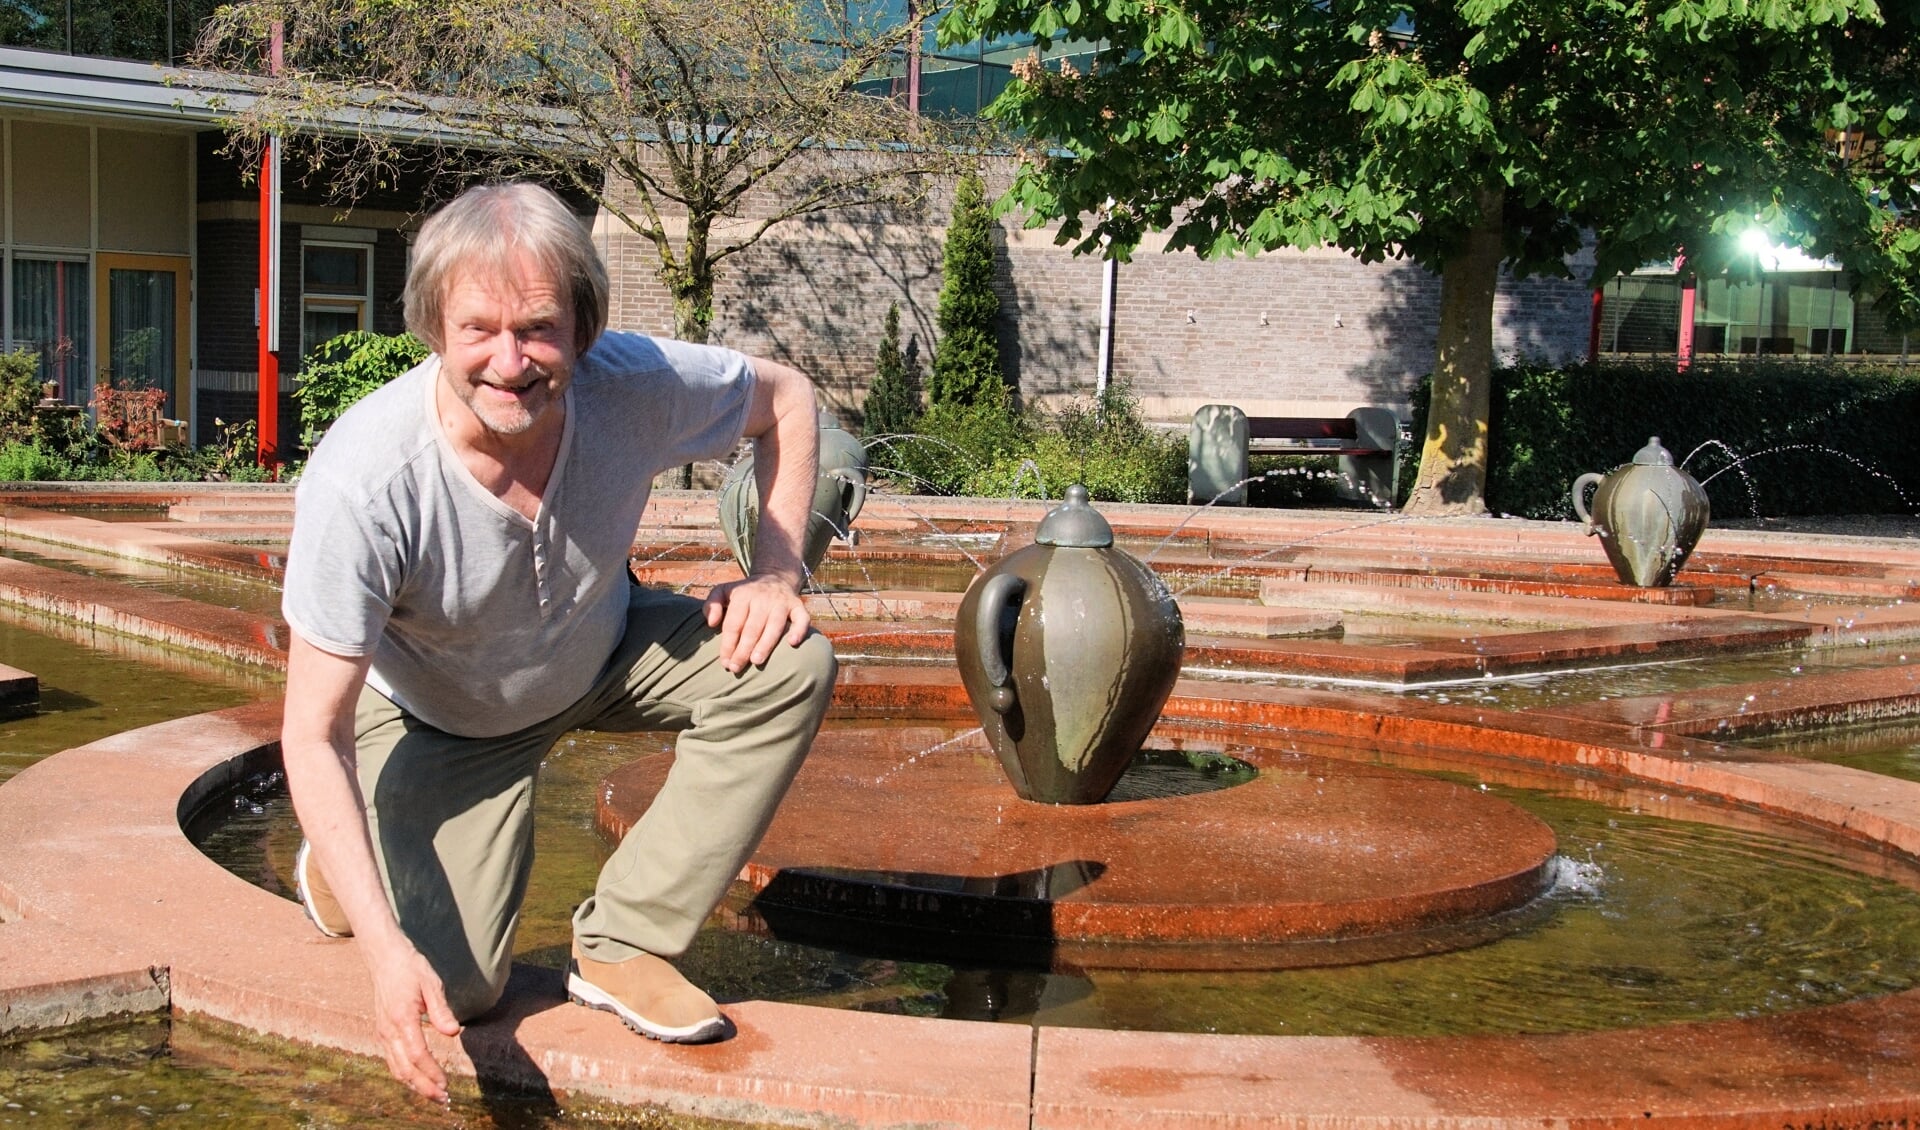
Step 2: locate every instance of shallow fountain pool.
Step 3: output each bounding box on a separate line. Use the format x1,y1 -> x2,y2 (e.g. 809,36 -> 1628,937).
0,613 -> 270,784
0,1015 -> 760,1129
191,719 -> 1920,1039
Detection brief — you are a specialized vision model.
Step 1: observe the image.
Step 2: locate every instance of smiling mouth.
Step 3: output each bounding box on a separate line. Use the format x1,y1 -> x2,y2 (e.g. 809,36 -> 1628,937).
478,370 -> 547,395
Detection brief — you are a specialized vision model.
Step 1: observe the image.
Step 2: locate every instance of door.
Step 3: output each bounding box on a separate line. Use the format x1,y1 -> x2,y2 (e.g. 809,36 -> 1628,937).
93,253 -> 190,419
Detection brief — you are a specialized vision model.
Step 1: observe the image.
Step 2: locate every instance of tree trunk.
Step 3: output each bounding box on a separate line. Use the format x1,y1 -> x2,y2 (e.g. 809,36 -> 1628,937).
669,221 -> 715,346
665,231 -> 714,489
1403,186 -> 1504,516
672,286 -> 713,345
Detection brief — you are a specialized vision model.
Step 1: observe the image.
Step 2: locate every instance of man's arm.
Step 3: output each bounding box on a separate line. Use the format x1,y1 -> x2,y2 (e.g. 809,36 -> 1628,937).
703,356 -> 820,673
282,634 -> 462,1101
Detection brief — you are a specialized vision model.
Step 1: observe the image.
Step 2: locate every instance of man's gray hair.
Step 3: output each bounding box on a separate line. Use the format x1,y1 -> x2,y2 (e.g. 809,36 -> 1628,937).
404,182 -> 610,354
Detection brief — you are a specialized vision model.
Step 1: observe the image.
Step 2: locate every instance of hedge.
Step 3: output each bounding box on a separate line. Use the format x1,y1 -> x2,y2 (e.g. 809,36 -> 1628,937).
1408,360 -> 1920,520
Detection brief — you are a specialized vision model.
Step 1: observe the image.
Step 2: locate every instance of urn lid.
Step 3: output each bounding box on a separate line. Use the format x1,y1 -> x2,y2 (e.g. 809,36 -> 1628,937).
1036,485 -> 1114,548
1631,436 -> 1677,467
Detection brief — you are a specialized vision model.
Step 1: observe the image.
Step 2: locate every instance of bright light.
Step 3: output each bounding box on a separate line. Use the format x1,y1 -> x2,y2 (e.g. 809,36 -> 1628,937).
1739,228 -> 1774,257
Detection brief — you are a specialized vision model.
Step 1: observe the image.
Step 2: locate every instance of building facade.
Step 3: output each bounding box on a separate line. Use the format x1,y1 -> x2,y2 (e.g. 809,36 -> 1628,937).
2,11 -> 1910,456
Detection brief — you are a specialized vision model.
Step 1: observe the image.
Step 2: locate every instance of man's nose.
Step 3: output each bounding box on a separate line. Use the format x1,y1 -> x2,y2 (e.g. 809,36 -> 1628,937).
489,331 -> 531,377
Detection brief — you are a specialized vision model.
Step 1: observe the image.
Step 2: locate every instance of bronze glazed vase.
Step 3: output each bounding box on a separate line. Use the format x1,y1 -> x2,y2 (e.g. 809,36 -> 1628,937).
720,410 -> 870,579
1570,436 -> 1711,588
955,486 -> 1186,805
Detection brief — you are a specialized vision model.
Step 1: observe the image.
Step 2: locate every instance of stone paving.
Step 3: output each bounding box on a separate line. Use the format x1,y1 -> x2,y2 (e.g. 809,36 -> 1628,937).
4,487 -> 1920,1125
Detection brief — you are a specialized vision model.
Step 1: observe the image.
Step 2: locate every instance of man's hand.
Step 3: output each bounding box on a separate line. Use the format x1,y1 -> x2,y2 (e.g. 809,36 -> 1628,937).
283,635 -> 461,1103
704,572 -> 812,674
368,938 -> 464,1102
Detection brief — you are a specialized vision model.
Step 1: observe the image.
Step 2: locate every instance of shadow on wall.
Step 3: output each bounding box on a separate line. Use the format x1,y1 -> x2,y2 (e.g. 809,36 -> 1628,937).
717,216 -> 943,417
1358,258 -> 1594,407
996,233 -> 1101,403
1496,267 -> 1593,365
1353,259 -> 1444,409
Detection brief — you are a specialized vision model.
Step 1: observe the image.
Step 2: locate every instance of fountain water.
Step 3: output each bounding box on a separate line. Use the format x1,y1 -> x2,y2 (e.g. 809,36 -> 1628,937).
8,483 -> 1920,1126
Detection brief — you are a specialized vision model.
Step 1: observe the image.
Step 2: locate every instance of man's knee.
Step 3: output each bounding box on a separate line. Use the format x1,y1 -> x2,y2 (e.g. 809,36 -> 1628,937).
758,629 -> 836,720
781,630 -> 837,699
440,958 -> 511,1023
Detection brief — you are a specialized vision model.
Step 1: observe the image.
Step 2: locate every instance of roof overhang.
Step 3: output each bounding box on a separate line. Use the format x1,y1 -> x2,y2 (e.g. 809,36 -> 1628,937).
0,45 -> 240,130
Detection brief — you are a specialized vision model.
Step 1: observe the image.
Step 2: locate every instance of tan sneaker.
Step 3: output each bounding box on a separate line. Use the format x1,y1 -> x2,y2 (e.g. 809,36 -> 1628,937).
293,840 -> 352,938
567,942 -> 725,1043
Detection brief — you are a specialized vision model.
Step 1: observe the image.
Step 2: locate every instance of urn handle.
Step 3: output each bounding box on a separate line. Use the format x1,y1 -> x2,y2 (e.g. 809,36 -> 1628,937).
836,470 -> 869,529
1571,472 -> 1604,535
971,572 -> 1027,715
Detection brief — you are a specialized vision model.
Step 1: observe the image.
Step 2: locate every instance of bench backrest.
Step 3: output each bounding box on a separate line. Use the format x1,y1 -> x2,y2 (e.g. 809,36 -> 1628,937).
1246,417 -> 1358,441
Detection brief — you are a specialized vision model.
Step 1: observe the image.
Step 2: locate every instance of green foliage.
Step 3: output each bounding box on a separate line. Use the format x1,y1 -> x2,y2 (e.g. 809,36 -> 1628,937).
1406,360 -> 1920,519
0,350 -> 43,444
161,418 -> 277,483
940,0 -> 1920,510
293,331 -> 428,440
870,382 -> 1188,504
0,442 -> 75,483
941,0 -> 1917,310
0,350 -> 274,483
930,174 -> 1008,411
861,302 -> 923,439
969,384 -> 1188,503
869,399 -> 1029,497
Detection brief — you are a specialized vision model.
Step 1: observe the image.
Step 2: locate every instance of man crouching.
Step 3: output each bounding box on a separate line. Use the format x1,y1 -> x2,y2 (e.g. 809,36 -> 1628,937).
279,181 -> 834,1100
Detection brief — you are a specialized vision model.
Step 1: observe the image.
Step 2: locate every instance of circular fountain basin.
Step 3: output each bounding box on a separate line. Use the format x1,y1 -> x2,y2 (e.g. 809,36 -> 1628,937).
599,727 -> 1559,971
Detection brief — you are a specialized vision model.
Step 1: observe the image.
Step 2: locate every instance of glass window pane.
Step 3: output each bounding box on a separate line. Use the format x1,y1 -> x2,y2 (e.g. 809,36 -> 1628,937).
1603,277 -> 1679,354
302,304 -> 366,361
10,258 -> 91,402
303,246 -> 369,296
108,268 -> 176,391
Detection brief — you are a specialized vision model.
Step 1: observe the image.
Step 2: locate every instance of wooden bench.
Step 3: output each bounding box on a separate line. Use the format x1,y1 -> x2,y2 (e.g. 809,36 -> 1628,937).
1189,405 -> 1400,508
1244,415 -> 1393,457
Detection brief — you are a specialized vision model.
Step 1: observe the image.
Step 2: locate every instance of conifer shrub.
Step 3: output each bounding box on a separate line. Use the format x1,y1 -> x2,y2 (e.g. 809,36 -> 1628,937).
861,302 -> 922,439
929,173 -> 1007,412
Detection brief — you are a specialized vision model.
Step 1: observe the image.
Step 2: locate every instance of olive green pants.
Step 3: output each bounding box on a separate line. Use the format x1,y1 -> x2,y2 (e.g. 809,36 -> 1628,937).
351,586 -> 836,1021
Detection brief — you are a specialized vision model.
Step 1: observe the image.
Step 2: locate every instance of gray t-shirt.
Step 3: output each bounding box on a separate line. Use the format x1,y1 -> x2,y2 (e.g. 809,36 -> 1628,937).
282,332 -> 754,737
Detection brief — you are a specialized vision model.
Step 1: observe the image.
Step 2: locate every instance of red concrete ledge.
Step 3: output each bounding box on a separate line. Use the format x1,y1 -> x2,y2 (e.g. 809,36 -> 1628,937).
1,682 -> 1918,1125
0,555 -> 285,667
0,662 -> 35,708
0,919 -> 166,1034
0,702 -> 1032,1129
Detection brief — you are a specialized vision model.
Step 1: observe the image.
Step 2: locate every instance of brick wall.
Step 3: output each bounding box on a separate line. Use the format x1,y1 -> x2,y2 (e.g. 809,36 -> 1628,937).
603,177 -> 1594,426
197,141 -> 1597,437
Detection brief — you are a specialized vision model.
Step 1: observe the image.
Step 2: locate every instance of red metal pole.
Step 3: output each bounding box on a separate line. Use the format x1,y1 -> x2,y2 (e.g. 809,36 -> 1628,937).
256,23 -> 284,467
1675,255 -> 1696,374
906,0 -> 922,114
257,145 -> 279,466
1587,287 -> 1603,362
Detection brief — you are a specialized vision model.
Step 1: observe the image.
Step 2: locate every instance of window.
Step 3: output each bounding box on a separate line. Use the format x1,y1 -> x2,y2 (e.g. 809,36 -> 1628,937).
1599,270 -> 1883,359
301,240 -> 373,361
1599,275 -> 1680,354
1694,273 -> 1852,358
9,256 -> 91,401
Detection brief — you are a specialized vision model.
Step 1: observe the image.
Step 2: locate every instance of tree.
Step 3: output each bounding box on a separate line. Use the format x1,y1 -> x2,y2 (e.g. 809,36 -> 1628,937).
194,0 -> 970,343
930,172 -> 1009,408
862,302 -> 923,438
939,0 -> 1920,514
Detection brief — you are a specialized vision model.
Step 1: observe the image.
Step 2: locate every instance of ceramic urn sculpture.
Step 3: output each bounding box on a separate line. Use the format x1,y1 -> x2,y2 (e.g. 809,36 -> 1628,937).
955,486 -> 1186,805
720,410 -> 870,580
1570,436 -> 1711,588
